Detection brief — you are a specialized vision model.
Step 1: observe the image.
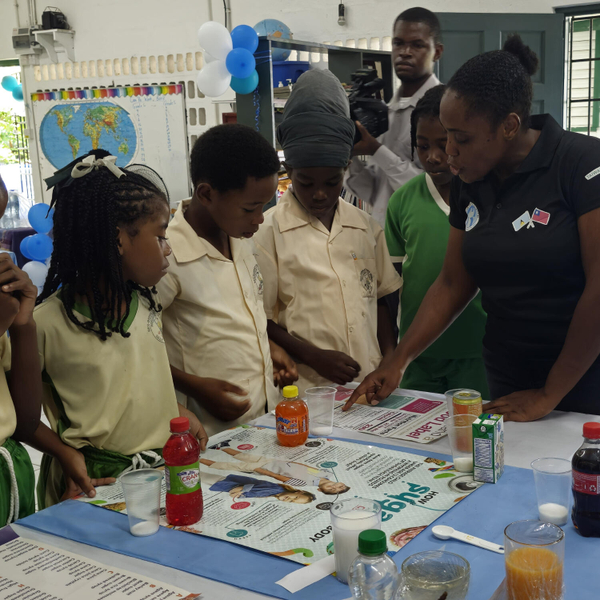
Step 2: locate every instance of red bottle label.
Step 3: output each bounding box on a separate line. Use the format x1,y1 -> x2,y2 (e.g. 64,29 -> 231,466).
573,469 -> 600,495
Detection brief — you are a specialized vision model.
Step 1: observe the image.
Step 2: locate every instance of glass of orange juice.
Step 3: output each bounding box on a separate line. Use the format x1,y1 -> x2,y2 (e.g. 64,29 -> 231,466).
504,520 -> 565,600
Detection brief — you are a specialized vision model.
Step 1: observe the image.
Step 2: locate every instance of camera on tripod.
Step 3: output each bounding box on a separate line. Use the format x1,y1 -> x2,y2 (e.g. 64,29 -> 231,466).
348,68 -> 389,144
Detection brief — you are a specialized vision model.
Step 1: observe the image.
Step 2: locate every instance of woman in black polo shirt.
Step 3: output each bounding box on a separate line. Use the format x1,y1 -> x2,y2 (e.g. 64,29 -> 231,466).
345,35 -> 600,420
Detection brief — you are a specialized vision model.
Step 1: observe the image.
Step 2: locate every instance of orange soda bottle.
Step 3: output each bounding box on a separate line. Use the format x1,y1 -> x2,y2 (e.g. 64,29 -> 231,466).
276,385 -> 308,447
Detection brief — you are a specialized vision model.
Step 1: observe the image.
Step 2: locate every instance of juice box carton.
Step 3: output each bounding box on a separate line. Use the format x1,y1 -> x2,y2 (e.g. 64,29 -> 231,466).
472,413 -> 504,484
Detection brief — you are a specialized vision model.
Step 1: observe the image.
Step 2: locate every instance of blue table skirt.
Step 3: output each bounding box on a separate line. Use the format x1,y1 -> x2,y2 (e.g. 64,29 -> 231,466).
16,436 -> 596,599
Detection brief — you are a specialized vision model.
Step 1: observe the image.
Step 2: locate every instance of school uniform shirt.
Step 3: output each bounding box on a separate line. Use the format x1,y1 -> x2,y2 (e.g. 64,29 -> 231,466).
344,74 -> 441,227
157,200 -> 278,438
0,334 -> 15,447
255,189 -> 402,394
34,291 -> 179,454
449,114 -> 600,409
385,173 -> 486,358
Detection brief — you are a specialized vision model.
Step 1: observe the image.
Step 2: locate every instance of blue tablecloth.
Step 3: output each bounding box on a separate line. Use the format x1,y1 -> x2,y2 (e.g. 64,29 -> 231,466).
16,436 -> 596,599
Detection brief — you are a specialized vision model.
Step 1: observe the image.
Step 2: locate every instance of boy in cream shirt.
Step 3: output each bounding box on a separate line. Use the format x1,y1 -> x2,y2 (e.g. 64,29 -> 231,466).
159,125 -> 297,437
255,70 -> 401,394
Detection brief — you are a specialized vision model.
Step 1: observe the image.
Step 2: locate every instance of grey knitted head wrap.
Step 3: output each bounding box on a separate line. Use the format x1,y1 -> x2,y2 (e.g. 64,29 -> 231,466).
277,69 -> 355,168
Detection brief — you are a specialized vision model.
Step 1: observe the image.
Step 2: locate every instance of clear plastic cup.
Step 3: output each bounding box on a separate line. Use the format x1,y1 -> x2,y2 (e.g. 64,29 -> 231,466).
400,550 -> 470,599
330,497 -> 382,583
446,414 -> 477,473
305,386 -> 336,436
120,468 -> 163,537
531,458 -> 571,526
504,520 -> 564,600
445,389 -> 463,415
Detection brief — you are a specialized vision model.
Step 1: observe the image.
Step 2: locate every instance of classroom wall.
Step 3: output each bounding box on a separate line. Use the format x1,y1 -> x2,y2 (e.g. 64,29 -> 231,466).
0,0 -> 593,203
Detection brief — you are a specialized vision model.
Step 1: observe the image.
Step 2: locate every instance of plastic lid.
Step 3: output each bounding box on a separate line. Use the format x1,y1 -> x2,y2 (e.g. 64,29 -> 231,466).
170,417 -> 189,433
357,529 -> 387,556
283,385 -> 299,399
583,422 -> 600,439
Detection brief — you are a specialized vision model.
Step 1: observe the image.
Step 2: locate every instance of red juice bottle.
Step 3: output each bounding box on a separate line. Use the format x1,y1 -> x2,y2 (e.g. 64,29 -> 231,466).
163,417 -> 203,526
572,421 -> 600,537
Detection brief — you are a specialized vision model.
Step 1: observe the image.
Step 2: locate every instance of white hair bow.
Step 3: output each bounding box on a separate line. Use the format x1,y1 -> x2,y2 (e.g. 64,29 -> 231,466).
71,154 -> 125,180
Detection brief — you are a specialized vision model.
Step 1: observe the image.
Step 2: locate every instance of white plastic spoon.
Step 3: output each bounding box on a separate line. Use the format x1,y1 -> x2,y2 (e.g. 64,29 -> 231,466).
432,525 -> 504,554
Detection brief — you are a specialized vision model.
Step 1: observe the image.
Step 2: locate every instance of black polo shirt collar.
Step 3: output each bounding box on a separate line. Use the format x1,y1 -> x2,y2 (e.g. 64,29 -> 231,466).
514,114 -> 564,174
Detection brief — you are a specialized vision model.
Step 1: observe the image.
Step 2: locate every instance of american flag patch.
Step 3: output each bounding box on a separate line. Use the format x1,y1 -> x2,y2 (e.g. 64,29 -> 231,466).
532,208 -> 550,225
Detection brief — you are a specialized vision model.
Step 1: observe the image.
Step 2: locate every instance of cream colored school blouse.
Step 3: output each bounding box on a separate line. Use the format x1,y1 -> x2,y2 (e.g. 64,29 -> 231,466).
254,189 -> 402,394
34,292 -> 179,454
157,200 -> 277,437
0,335 -> 15,447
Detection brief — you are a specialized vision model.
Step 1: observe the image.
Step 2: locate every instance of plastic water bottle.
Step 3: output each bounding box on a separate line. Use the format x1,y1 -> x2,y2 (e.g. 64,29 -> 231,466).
348,530 -> 399,600
163,417 -> 203,526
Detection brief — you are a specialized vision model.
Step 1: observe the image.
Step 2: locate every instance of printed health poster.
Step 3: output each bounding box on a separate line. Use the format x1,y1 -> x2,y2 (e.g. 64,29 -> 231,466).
333,384 -> 449,444
79,426 -> 482,566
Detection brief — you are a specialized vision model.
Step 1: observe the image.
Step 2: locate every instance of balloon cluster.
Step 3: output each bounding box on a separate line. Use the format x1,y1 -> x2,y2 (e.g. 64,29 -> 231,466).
1,76 -> 24,102
20,204 -> 54,291
196,22 -> 260,97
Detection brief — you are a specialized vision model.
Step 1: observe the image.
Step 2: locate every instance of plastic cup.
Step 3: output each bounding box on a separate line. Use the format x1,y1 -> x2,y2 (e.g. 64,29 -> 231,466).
399,550 -> 470,599
120,468 -> 163,537
504,520 -> 564,600
531,458 -> 571,526
330,497 -> 382,583
445,388 -> 463,415
305,386 -> 336,436
446,414 -> 477,473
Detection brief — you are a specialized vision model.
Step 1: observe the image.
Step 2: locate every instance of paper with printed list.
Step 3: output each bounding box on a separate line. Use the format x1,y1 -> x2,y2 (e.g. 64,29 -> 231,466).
332,384 -> 449,444
0,526 -> 200,600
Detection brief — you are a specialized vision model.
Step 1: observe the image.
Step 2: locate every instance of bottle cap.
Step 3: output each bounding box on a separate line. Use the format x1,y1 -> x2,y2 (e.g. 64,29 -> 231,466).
583,422 -> 600,439
357,529 -> 387,556
170,417 -> 189,433
282,385 -> 299,399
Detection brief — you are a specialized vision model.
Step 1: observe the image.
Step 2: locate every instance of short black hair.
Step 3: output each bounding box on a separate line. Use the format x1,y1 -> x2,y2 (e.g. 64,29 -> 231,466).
410,84 -> 446,158
394,7 -> 441,44
190,124 -> 280,191
446,34 -> 539,128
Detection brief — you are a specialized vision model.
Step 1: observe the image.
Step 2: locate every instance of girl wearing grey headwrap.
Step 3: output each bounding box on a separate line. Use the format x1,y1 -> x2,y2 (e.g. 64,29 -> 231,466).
254,68 -> 401,395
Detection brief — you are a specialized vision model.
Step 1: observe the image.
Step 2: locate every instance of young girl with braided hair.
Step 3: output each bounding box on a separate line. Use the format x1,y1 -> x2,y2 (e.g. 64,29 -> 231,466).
32,149 -> 207,508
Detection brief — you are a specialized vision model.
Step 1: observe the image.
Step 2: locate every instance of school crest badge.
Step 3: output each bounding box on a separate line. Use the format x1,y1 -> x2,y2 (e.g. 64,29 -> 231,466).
253,263 -> 264,296
147,310 -> 164,343
360,268 -> 374,296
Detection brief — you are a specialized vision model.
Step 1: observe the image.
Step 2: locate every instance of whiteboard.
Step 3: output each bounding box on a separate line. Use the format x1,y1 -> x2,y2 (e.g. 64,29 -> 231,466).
31,85 -> 190,206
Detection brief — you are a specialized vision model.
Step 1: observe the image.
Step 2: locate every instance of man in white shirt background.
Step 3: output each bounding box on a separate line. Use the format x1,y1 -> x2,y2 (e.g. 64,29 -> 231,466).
344,7 -> 444,228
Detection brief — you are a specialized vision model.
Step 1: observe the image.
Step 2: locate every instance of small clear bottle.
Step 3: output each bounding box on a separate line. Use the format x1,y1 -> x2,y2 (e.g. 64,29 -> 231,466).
348,529 -> 399,600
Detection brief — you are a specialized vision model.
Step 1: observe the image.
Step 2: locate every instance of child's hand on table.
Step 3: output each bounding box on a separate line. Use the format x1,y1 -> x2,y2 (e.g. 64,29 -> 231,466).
269,340 -> 298,388
307,348 -> 361,385
58,445 -> 116,501
178,405 -> 209,451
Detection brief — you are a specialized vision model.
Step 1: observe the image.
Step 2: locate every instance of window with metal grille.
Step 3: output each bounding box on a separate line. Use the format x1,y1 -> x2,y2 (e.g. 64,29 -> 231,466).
566,14 -> 600,136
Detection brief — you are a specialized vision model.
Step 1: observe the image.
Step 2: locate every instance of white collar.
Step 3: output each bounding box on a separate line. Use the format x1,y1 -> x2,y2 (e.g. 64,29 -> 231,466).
425,173 -> 450,216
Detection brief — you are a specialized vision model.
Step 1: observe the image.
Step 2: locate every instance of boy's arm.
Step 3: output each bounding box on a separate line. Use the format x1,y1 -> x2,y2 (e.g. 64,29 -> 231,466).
170,366 -> 251,422
267,320 -> 361,386
0,255 -> 42,440
254,466 -> 289,483
29,422 -> 115,499
377,299 -> 397,359
268,339 -> 298,388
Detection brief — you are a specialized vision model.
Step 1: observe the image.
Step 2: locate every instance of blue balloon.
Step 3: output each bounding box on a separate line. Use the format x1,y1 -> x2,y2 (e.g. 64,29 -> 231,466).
231,25 -> 259,53
225,48 -> 256,80
27,234 -> 53,262
230,70 -> 259,95
28,203 -> 55,234
1,76 -> 18,92
20,236 -> 34,261
12,85 -> 23,101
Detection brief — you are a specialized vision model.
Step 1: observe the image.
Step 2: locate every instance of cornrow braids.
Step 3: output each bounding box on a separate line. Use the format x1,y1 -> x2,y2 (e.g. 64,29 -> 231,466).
447,34 -> 539,129
38,150 -> 168,340
410,84 -> 446,159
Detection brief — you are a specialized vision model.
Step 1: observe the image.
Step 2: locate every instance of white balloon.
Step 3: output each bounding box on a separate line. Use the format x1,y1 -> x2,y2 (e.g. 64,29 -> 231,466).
196,61 -> 231,98
197,21 -> 233,62
204,52 -> 218,64
22,260 -> 48,290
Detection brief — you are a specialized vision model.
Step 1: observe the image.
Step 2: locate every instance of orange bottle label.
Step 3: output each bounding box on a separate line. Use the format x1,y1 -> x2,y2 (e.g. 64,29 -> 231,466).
276,414 -> 308,436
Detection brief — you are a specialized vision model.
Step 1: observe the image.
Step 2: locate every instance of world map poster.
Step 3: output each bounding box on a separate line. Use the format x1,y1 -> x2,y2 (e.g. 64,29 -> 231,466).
31,85 -> 190,205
